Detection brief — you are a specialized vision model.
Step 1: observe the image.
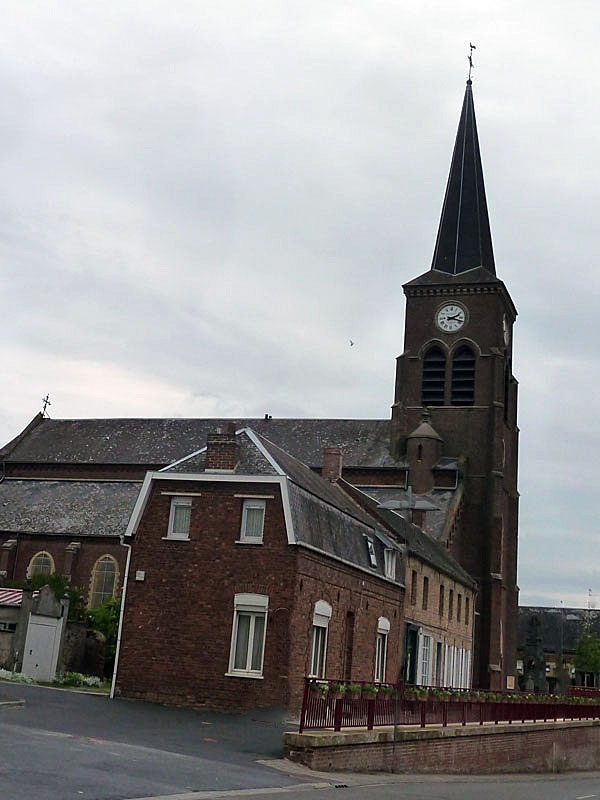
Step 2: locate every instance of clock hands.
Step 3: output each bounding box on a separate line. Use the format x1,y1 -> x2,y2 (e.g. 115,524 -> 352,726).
436,303 -> 467,331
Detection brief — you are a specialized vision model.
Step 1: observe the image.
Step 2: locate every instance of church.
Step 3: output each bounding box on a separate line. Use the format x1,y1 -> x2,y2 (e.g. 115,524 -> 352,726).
0,77 -> 519,698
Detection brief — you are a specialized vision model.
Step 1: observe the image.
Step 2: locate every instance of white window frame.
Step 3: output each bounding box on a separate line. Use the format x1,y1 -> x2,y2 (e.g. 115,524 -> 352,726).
227,593 -> 269,678
89,555 -> 118,608
166,497 -> 192,540
419,632 -> 432,686
238,499 -> 266,544
384,548 -> 396,580
309,600 -> 332,678
365,536 -> 377,568
375,617 -> 390,683
27,551 -> 55,578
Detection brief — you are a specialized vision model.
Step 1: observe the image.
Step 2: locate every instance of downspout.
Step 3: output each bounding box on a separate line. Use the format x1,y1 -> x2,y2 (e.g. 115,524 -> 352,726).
110,535 -> 132,700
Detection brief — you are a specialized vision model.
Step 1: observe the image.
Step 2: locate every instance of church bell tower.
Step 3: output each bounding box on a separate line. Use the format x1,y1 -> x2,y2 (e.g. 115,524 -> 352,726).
391,78 -> 519,691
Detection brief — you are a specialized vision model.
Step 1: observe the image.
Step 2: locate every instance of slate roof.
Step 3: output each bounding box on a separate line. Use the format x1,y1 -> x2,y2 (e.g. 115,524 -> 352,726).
286,484 -> 400,579
254,432 -> 386,530
0,480 -> 140,537
341,483 -> 474,589
430,80 -> 495,276
357,485 -> 456,542
1,417 -> 396,468
404,265 -> 500,288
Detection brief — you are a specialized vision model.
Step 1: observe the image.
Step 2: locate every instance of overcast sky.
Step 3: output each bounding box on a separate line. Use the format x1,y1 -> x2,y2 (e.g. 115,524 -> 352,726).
1,2 -> 598,608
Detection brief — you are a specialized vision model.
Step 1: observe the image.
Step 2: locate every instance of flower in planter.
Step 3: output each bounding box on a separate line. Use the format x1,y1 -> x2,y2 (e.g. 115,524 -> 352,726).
348,684 -> 362,699
309,681 -> 329,696
362,684 -> 379,700
404,687 -> 421,700
329,682 -> 346,698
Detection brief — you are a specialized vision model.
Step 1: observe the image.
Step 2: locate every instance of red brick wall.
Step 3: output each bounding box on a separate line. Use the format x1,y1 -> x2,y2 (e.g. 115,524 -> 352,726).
115,478 -> 405,713
5,463 -> 149,480
285,721 -> 600,773
0,533 -> 125,605
286,551 -> 404,711
115,480 -> 297,710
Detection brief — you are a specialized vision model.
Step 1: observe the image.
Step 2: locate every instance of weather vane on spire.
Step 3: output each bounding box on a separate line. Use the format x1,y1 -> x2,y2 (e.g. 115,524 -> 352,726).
41,393 -> 51,418
468,42 -> 476,81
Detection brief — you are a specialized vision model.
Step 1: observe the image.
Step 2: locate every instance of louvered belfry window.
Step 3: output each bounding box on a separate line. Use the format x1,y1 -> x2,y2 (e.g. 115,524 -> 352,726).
421,346 -> 446,406
451,345 -> 475,405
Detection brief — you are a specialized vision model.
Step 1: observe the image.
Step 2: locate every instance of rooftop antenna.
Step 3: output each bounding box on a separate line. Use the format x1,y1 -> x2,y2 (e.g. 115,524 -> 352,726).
41,393 -> 51,418
468,42 -> 476,82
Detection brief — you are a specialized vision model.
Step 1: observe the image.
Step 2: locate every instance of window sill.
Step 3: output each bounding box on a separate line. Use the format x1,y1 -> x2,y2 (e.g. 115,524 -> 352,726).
161,536 -> 191,542
235,539 -> 263,545
225,671 -> 264,680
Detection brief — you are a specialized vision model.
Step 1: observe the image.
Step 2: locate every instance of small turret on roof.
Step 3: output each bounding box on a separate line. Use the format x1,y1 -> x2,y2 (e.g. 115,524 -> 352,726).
407,412 -> 443,443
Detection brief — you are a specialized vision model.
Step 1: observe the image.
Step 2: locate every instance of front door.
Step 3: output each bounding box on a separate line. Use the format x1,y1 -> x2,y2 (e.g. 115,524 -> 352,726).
404,626 -> 418,684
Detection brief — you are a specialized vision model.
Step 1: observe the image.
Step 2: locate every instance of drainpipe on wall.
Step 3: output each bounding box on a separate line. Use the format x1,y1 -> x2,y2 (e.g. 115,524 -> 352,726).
110,535 -> 132,700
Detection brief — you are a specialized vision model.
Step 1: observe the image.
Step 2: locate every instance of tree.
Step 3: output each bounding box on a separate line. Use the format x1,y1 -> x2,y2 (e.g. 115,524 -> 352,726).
574,629 -> 600,681
4,572 -> 86,621
87,598 -> 121,676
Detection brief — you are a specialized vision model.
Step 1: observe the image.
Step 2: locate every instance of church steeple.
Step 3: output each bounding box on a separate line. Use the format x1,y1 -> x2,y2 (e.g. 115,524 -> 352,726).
431,80 -> 495,276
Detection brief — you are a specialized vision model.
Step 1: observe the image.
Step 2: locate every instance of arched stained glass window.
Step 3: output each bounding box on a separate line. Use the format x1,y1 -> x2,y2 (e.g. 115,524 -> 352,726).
27,551 -> 54,577
89,555 -> 118,607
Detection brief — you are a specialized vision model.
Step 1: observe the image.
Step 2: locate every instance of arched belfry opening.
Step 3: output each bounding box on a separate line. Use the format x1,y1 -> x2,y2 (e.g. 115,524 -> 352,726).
421,346 -> 446,406
451,345 -> 475,405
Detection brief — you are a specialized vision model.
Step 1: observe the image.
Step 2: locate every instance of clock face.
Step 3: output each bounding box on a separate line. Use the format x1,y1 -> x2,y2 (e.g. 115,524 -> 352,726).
436,303 -> 467,333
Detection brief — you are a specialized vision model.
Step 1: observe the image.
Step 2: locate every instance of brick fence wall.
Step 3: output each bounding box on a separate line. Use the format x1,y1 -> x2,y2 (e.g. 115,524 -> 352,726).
284,720 -> 600,774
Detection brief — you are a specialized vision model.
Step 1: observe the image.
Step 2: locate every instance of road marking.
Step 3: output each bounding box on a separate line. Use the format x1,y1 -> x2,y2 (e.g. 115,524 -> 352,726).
576,795 -> 598,799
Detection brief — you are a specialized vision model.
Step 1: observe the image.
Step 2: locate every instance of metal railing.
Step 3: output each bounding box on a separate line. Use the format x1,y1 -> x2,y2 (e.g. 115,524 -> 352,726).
298,679 -> 600,733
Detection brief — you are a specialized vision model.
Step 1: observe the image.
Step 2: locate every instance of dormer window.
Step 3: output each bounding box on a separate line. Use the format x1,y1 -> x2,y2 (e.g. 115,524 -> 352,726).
365,536 -> 377,568
384,548 -> 396,580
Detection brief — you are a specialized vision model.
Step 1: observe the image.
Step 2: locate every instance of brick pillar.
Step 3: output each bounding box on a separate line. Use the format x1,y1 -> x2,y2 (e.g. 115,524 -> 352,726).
322,447 -> 343,482
0,539 -> 17,583
63,541 -> 81,582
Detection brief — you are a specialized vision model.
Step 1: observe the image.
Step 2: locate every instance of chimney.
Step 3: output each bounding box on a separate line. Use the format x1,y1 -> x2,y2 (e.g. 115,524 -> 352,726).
322,447 -> 343,482
206,427 -> 239,472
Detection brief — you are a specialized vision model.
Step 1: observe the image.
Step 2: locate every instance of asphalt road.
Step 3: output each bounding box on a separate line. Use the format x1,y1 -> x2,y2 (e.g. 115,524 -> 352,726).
187,775 -> 600,800
0,681 -> 304,799
2,682 -> 600,800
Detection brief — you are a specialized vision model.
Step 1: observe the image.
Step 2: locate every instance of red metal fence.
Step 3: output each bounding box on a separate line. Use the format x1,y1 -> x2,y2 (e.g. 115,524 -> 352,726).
299,679 -> 600,733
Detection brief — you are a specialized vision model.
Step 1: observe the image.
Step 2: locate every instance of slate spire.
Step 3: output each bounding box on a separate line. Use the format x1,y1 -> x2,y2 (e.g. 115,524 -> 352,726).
431,80 -> 495,275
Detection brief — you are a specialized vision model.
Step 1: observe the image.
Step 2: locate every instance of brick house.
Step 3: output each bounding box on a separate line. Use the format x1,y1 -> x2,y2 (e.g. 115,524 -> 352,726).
340,470 -> 476,691
113,428 -> 405,711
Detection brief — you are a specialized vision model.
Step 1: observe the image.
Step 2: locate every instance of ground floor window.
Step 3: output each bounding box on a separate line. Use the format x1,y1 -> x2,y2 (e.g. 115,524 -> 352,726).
309,600 -> 332,678
227,593 -> 268,677
419,633 -> 432,685
375,633 -> 387,682
443,645 -> 471,688
374,616 -> 390,682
